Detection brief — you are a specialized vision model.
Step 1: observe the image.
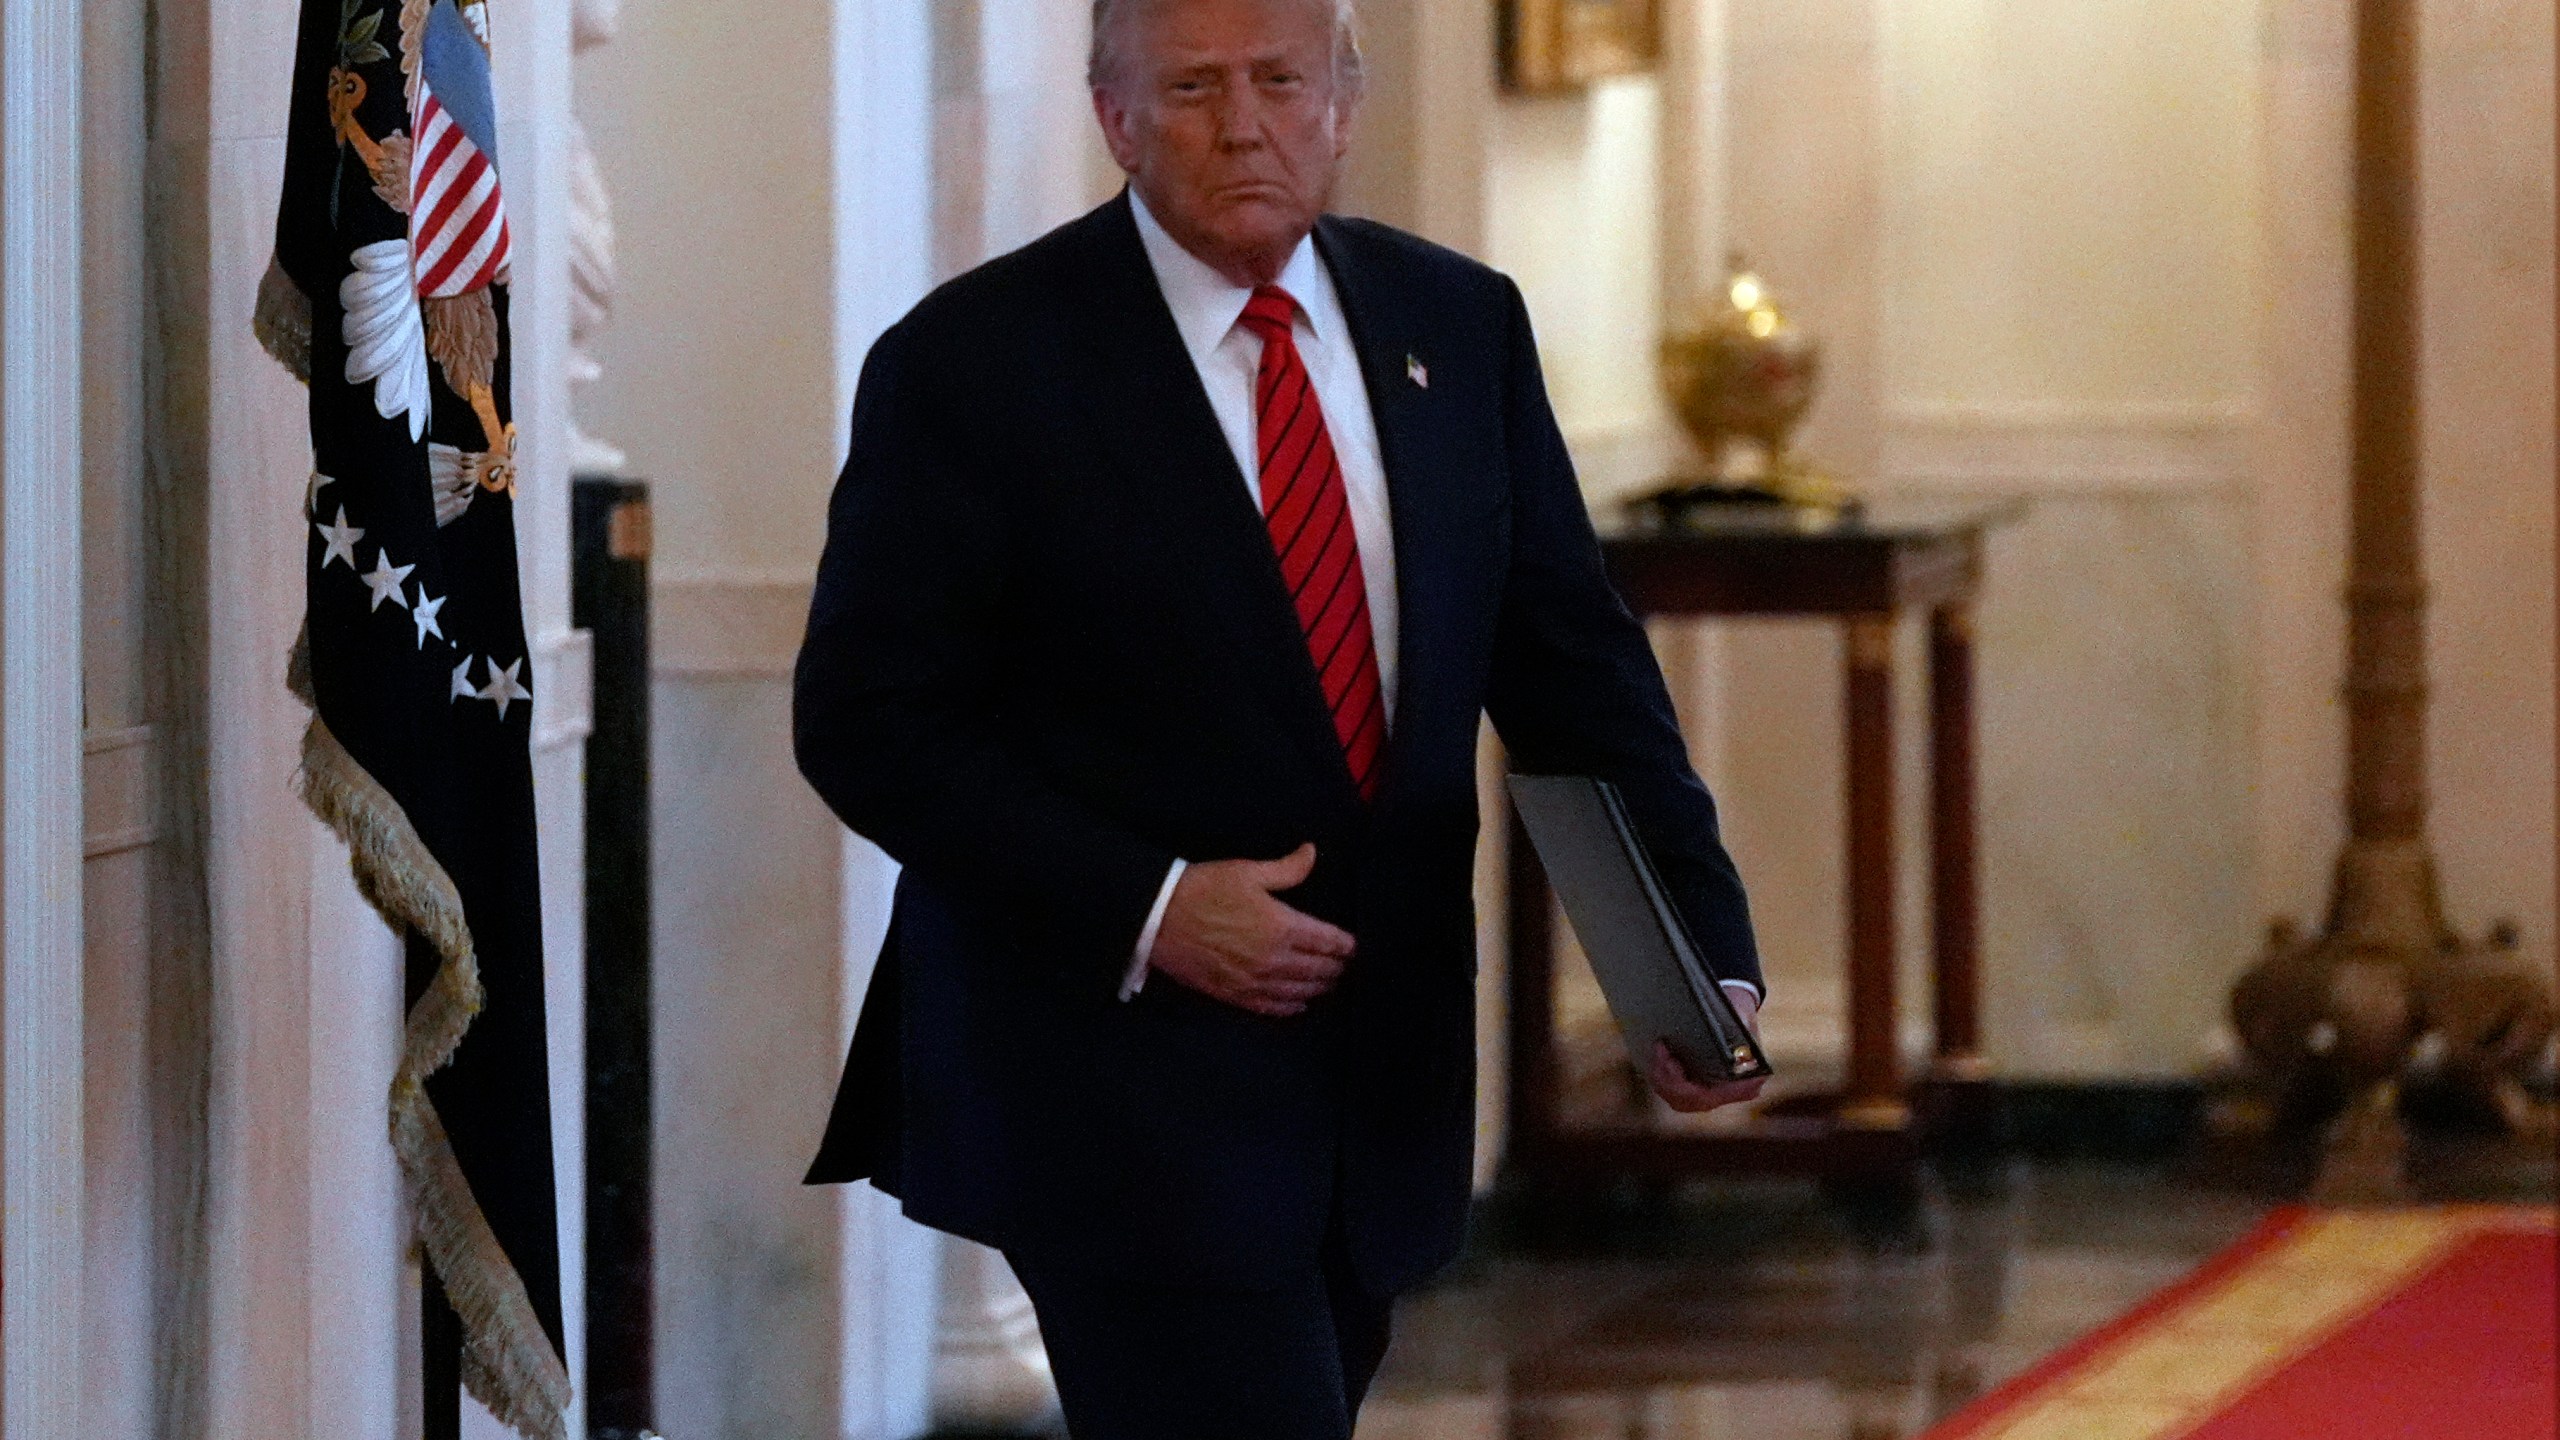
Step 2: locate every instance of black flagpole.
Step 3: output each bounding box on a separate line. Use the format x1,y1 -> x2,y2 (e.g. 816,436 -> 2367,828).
576,476 -> 658,1439
425,1271 -> 462,1440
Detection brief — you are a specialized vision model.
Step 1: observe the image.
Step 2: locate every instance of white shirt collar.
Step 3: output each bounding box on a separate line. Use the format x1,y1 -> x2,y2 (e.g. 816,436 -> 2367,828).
1128,186 -> 1330,358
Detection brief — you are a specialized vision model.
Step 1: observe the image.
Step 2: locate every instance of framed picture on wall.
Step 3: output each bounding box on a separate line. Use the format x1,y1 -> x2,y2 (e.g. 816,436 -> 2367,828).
1501,0 -> 1662,94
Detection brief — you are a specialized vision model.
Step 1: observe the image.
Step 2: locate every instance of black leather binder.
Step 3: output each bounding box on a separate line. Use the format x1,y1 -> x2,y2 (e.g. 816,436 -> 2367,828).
1508,774 -> 1773,1085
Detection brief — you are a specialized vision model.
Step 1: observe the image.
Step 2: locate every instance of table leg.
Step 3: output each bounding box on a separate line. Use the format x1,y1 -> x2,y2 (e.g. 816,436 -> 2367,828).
1842,618 -> 1908,1128
1930,603 -> 1988,1080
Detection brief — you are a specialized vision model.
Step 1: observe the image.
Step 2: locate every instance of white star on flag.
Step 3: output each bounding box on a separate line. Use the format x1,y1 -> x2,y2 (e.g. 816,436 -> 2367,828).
479,657 -> 531,721
412,587 -> 447,649
361,550 -> 416,611
451,655 -> 480,702
306,470 -> 336,518
317,508 -> 364,571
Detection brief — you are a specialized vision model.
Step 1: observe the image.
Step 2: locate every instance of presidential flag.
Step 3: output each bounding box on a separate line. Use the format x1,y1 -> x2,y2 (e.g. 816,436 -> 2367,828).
256,1 -> 568,1434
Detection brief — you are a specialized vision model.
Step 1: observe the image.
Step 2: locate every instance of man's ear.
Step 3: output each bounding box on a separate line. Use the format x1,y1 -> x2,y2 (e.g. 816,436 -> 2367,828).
1093,86 -> 1145,175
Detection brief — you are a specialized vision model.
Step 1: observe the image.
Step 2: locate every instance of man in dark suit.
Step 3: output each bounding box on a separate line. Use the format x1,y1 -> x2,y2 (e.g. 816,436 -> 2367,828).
793,0 -> 1767,1433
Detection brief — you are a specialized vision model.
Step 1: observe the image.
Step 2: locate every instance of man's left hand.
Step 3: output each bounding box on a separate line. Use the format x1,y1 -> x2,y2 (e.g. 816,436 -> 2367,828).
1645,989 -> 1768,1114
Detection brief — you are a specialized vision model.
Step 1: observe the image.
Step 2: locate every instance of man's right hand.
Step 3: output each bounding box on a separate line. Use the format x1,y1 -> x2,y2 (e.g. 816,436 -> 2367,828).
1145,843 -> 1354,1018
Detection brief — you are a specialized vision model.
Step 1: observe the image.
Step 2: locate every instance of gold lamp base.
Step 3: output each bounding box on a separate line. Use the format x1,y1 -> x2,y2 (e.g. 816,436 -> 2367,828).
2231,842 -> 2557,1205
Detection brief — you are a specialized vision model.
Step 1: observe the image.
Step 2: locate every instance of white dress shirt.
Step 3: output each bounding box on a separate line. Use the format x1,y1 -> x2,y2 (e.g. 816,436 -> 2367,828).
1117,193 -> 1761,1014
1119,192 -> 1398,998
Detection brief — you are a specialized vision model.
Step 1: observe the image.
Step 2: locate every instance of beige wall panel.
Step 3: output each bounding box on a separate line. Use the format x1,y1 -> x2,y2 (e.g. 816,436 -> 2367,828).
82,846 -> 154,1440
203,120 -> 321,1440
2251,0 -> 2355,943
1729,0 -> 1881,479
651,676 -> 855,1440
1336,0 -> 1495,253
2414,0 -> 2556,952
1488,78 -> 1674,492
1880,0 -> 2260,415
80,0 -> 156,1418
577,0 -> 842,584
1978,495 -> 2257,1073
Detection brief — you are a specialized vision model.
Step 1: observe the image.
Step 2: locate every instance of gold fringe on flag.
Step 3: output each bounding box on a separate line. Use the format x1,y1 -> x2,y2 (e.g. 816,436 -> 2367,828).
287,635 -> 571,1440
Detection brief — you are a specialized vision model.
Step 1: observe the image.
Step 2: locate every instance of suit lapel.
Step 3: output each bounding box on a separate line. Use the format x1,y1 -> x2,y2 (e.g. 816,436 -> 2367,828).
1065,194 -> 1357,791
1315,217 -> 1472,809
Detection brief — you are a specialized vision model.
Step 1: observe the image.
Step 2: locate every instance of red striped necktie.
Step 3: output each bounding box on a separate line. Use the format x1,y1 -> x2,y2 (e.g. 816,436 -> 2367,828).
1239,285 -> 1387,801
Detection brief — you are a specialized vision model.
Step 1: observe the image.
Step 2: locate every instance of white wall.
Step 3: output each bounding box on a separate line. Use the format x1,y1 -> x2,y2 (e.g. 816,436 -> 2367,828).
1488,78 -> 1679,499
579,2 -> 841,589
2411,0 -> 2555,954
1882,0 -> 2261,414
580,0 -> 944,1430
1868,0 -> 2266,1076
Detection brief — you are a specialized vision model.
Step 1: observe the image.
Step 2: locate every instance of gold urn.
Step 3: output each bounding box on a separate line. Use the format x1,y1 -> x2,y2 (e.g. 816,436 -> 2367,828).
1659,256 -> 1829,497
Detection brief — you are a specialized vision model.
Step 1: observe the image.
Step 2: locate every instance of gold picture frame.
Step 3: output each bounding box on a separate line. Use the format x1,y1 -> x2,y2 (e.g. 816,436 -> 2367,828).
1502,0 -> 1662,94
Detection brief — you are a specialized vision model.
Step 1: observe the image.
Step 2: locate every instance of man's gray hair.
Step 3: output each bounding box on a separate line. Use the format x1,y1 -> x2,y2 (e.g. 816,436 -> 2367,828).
1088,0 -> 1365,98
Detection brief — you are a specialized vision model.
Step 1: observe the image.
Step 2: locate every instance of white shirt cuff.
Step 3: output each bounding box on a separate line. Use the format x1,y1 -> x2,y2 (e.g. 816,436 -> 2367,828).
1120,859 -> 1187,1000
1719,978 -> 1763,1007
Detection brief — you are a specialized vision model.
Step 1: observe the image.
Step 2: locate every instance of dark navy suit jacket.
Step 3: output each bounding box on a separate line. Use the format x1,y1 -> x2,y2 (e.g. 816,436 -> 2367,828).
793,192 -> 1759,1294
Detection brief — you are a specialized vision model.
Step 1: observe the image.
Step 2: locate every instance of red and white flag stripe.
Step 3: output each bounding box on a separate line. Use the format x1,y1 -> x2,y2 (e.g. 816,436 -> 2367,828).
410,80 -> 511,299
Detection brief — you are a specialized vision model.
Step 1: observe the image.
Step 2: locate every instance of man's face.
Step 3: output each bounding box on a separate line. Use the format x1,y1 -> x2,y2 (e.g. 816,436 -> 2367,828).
1094,0 -> 1354,286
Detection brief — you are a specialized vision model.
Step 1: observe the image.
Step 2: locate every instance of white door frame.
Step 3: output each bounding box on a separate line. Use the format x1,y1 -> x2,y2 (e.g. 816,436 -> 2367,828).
0,0 -> 89,1427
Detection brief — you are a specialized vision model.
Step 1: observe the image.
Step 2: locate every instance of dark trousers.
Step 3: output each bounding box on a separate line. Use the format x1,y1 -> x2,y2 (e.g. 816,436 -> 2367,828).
1006,1232 -> 1396,1440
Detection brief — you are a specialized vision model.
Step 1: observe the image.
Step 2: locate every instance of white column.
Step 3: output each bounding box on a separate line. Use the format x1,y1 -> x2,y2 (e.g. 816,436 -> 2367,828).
1656,0 -> 1729,328
493,0 -> 594,1431
1333,0 -> 1492,252
931,0 -> 1111,280
835,2 -> 944,1433
1,0 -> 89,1430
837,840 -> 939,1440
303,842 -> 408,1439
197,0 -> 328,1430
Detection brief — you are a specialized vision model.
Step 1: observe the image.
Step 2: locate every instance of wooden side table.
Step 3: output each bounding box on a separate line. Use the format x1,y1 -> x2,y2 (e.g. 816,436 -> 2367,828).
1504,500 -> 2021,1188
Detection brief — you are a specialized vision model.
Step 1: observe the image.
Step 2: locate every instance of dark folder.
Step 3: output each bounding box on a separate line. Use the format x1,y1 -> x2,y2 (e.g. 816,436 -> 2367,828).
1508,774 -> 1773,1085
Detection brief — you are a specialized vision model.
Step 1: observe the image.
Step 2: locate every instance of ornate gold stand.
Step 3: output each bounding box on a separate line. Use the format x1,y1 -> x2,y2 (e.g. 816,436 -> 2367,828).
2229,0 -> 2555,1204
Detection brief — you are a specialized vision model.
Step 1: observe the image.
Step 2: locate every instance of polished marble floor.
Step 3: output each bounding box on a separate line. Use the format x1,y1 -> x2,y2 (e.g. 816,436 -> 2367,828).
1354,1139 -> 2558,1440
950,1128 -> 2556,1440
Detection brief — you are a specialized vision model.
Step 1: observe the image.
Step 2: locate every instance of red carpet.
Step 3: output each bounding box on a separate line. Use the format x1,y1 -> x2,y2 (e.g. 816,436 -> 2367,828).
1925,1206 -> 2558,1440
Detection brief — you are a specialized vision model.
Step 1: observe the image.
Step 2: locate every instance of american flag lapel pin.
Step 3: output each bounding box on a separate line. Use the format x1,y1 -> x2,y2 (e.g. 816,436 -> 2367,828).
1406,353 -> 1429,389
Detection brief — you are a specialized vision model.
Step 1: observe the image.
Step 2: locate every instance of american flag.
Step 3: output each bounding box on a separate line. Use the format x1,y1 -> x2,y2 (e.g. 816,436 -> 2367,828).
259,0 -> 566,1435
410,0 -> 510,299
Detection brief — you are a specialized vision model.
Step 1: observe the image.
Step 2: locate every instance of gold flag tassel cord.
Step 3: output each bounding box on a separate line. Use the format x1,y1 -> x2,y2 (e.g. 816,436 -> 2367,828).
287,634 -> 572,1440
255,257 -> 315,383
